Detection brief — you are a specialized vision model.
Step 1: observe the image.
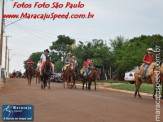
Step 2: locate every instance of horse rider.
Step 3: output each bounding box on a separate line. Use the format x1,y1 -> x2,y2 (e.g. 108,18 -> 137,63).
72,56 -> 78,67
141,48 -> 155,81
83,58 -> 93,77
40,49 -> 49,74
40,49 -> 53,74
26,57 -> 34,74
27,57 -> 34,66
65,53 -> 72,64
36,61 -> 41,72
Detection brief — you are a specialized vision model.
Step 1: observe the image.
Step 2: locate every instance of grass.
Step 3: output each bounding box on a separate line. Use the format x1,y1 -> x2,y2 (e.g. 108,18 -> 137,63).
92,80 -> 125,85
108,83 -> 162,94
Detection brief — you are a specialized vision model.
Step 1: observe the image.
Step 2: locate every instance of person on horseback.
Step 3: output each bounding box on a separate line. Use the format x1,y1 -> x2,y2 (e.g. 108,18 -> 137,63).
26,57 -> 34,76
65,53 -> 72,64
141,48 -> 155,81
40,49 -> 49,74
40,49 -> 53,74
83,58 -> 93,77
72,56 -> 78,67
27,57 -> 34,66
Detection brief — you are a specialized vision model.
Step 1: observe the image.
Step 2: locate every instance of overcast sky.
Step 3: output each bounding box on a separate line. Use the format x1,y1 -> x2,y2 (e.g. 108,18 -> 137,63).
0,0 -> 163,73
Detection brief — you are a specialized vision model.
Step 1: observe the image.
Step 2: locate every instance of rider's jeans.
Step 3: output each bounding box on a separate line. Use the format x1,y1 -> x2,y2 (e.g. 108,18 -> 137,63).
142,64 -> 150,78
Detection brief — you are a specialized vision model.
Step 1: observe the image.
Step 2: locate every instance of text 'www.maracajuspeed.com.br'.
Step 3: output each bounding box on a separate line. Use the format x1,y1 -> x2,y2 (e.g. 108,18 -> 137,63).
3,12 -> 95,20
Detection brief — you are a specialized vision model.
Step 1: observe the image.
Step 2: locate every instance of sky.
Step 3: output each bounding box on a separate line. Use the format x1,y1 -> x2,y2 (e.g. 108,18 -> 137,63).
0,0 -> 163,73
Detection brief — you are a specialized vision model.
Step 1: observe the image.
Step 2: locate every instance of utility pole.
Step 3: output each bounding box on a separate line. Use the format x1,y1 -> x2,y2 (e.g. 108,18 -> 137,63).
7,49 -> 11,77
0,0 -> 5,82
4,36 -> 11,77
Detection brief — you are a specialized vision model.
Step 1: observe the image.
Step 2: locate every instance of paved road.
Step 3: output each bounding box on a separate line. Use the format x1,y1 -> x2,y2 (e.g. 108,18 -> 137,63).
0,78 -> 162,122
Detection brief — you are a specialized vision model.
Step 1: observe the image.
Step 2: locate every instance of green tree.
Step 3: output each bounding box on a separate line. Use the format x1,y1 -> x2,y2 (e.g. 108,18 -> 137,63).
54,61 -> 64,72
50,35 -> 75,59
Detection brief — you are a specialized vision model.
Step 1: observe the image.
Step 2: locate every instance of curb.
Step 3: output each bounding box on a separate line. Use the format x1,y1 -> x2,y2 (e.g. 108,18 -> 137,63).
76,84 -> 153,97
99,86 -> 153,97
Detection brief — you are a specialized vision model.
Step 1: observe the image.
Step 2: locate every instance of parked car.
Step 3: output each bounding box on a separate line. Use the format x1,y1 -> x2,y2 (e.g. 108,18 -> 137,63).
124,66 -> 139,84
50,73 -> 63,83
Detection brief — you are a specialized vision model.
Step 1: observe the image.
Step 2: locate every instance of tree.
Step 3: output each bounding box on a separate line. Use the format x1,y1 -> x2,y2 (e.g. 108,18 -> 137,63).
50,35 -> 75,59
54,61 -> 64,72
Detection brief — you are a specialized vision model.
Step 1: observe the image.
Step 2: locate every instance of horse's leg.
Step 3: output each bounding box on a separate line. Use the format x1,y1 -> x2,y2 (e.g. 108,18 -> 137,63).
82,79 -> 85,90
153,85 -> 156,100
36,75 -> 37,84
63,77 -> 65,88
137,81 -> 142,98
48,79 -> 50,89
44,79 -> 46,90
30,75 -> 32,85
41,77 -> 43,89
95,81 -> 96,91
88,81 -> 91,90
86,80 -> 88,89
135,79 -> 142,98
70,76 -> 73,89
67,76 -> 70,88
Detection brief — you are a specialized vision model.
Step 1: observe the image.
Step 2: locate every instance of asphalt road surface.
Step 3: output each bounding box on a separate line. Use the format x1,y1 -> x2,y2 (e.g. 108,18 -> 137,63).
0,78 -> 162,122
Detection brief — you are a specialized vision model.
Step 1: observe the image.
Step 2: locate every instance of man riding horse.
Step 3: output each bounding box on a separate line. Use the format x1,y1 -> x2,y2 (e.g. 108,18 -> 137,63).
26,57 -> 34,85
139,48 -> 155,81
83,58 -> 94,77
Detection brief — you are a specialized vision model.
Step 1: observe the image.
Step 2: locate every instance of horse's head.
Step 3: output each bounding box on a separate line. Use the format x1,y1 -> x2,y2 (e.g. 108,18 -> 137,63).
46,56 -> 50,65
67,63 -> 74,72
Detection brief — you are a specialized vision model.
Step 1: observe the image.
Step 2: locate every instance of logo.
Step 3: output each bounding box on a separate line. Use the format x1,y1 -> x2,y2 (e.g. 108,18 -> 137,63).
2,105 -> 33,121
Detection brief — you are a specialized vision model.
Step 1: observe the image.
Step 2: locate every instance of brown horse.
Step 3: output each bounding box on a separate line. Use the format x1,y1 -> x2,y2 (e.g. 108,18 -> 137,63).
63,63 -> 75,89
134,62 -> 161,99
82,69 -> 100,90
35,67 -> 41,84
26,64 -> 33,85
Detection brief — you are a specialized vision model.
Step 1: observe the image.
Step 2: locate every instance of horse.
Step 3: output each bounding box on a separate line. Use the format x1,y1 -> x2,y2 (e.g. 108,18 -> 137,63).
35,67 -> 41,84
26,64 -> 34,85
63,63 -> 75,89
82,68 -> 100,90
134,62 -> 162,99
41,56 -> 52,89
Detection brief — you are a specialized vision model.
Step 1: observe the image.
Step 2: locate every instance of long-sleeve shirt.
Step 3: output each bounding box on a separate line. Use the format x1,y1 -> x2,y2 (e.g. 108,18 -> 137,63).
65,57 -> 72,64
27,59 -> 34,66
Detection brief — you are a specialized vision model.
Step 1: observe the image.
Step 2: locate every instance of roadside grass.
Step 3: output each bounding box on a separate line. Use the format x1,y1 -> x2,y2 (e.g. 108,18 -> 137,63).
92,80 -> 124,85
108,83 -> 162,94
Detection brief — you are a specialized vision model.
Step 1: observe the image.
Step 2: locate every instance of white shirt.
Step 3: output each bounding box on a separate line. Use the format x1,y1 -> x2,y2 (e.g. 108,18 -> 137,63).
40,54 -> 46,63
37,62 -> 41,67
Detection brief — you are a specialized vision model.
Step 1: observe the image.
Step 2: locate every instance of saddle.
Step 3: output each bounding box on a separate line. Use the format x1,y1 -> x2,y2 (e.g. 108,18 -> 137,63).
62,64 -> 70,71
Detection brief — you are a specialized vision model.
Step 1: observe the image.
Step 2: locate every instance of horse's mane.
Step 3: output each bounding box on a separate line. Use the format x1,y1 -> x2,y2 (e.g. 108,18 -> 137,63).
160,63 -> 163,74
146,62 -> 157,77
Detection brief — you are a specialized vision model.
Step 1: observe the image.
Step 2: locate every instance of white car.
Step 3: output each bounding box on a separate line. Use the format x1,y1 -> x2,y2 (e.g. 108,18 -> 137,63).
124,66 -> 139,84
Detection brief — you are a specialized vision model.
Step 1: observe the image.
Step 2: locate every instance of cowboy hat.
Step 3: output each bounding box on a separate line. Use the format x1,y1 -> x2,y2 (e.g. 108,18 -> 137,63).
67,52 -> 71,55
147,48 -> 154,52
44,49 -> 49,53
72,56 -> 76,58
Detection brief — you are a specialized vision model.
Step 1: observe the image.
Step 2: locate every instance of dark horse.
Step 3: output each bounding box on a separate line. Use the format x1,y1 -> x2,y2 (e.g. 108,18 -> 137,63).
41,56 -> 52,89
82,68 -> 100,90
26,64 -> 33,85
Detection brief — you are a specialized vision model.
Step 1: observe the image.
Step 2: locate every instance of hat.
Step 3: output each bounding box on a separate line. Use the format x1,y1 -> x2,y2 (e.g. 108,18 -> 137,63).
44,49 -> 49,53
67,53 -> 71,55
147,48 -> 154,52
72,56 -> 76,58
